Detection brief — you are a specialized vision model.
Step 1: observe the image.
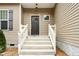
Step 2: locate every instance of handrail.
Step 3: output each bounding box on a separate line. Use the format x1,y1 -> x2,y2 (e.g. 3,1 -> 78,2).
18,24 -> 28,53
48,24 -> 56,54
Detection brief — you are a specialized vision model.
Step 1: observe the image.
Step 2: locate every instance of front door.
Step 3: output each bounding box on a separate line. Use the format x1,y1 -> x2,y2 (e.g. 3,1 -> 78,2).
31,16 -> 39,35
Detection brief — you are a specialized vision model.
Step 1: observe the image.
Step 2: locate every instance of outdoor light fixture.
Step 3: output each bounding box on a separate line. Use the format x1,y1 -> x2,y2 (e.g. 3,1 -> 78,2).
35,3 -> 38,14
36,3 -> 38,6
35,3 -> 38,9
35,7 -> 38,9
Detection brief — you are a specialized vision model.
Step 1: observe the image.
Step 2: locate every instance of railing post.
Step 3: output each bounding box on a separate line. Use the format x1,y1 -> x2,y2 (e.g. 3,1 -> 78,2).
18,24 -> 28,54
48,24 -> 50,37
48,24 -> 56,55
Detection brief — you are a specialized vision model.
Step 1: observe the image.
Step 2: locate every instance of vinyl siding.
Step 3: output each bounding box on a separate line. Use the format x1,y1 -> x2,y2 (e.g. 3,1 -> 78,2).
22,8 -> 54,35
55,3 -> 79,47
0,4 -> 19,47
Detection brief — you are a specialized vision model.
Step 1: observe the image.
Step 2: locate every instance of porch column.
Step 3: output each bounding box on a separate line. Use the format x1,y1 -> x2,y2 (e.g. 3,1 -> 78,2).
18,4 -> 22,54
19,4 -> 22,32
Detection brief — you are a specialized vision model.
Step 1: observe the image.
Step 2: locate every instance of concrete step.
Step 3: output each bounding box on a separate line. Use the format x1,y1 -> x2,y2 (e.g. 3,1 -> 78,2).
25,39 -> 50,41
28,36 -> 49,39
23,41 -> 51,45
27,38 -> 49,39
27,38 -> 49,40
22,44 -> 53,49
23,43 -> 51,46
20,49 -> 54,55
22,46 -> 53,49
24,40 -> 50,43
22,44 -> 52,47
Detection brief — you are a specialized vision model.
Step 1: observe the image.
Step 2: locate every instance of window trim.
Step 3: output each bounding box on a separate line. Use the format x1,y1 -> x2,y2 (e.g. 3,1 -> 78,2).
0,9 -> 9,31
43,15 -> 50,21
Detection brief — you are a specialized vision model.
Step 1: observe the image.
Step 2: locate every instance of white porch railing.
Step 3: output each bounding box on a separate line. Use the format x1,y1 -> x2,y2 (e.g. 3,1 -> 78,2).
48,24 -> 56,54
18,24 -> 28,53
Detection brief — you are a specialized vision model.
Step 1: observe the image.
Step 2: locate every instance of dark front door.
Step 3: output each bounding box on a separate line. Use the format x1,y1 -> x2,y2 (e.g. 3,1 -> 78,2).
31,16 -> 39,35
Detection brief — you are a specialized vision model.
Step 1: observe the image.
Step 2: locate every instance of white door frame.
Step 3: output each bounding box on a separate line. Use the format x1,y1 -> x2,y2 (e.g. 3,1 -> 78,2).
30,14 -> 41,35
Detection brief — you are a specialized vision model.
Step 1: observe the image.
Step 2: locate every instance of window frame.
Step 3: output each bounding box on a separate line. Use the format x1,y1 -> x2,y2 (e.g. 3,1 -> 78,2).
43,15 -> 50,21
0,9 -> 9,31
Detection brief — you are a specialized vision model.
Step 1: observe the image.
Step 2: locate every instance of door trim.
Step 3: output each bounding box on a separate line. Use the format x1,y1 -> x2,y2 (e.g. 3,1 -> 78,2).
30,14 -> 40,35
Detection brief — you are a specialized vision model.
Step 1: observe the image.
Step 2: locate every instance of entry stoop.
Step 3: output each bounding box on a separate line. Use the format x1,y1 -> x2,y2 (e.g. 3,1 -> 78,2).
20,35 -> 55,55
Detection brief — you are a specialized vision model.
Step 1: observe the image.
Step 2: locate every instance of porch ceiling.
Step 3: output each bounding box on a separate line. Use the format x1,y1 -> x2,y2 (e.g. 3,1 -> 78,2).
21,3 -> 55,8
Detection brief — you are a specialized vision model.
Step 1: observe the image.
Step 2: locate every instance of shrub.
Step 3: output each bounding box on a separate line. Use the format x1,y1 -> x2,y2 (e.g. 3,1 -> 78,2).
0,30 -> 6,53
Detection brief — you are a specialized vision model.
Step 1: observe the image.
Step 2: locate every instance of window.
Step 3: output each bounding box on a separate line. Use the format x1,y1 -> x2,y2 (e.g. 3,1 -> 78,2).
0,10 -> 8,30
44,15 -> 50,20
1,21 -> 7,29
0,10 -> 13,31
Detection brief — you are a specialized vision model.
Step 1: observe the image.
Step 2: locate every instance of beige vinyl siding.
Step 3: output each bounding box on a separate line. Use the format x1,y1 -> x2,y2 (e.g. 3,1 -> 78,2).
55,3 -> 79,47
0,4 -> 19,47
23,8 -> 54,35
